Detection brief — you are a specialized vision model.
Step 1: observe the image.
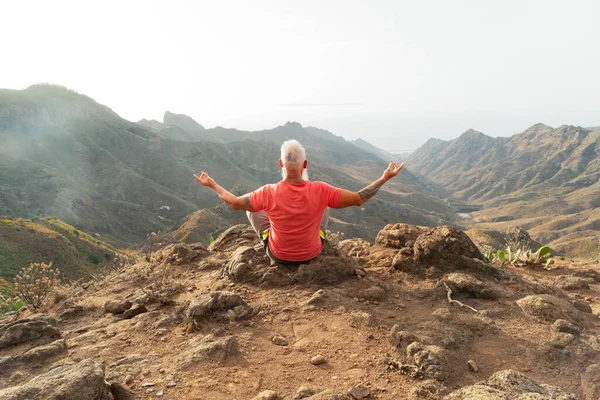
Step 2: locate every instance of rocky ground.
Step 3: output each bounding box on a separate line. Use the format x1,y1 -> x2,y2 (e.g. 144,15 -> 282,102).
1,223 -> 599,400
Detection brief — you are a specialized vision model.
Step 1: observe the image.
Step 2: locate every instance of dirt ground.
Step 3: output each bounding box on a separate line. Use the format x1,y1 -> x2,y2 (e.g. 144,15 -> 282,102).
1,227 -> 599,400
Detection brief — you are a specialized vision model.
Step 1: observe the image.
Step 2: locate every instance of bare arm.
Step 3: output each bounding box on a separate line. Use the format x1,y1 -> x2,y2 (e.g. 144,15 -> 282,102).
194,172 -> 254,211
334,162 -> 405,208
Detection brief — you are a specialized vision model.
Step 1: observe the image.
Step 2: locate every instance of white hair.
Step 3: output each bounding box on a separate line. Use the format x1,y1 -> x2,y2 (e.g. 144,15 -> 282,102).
280,139 -> 309,180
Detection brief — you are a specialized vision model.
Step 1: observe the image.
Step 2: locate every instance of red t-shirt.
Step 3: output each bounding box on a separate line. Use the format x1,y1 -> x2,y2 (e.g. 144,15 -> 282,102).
249,180 -> 342,262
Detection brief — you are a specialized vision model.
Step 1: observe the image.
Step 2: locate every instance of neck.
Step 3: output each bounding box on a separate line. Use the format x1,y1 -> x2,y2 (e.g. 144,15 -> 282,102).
283,169 -> 305,184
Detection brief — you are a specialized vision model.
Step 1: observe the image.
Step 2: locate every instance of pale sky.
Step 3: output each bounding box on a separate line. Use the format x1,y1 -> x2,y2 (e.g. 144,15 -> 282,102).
1,0 -> 599,149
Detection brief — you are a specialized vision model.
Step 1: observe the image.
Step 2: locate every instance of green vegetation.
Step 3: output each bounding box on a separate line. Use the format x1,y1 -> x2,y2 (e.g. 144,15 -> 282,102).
0,217 -> 120,282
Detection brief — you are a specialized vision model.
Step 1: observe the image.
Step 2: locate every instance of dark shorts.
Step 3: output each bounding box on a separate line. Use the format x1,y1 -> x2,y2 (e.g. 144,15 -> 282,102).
262,230 -> 325,265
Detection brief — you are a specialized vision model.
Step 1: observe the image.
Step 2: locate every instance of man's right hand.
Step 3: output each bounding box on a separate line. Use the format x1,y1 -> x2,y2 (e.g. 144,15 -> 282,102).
382,162 -> 405,182
194,171 -> 215,188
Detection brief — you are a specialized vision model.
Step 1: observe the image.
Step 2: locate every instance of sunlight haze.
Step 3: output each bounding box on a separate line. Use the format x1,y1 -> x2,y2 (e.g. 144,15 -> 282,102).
1,0 -> 599,149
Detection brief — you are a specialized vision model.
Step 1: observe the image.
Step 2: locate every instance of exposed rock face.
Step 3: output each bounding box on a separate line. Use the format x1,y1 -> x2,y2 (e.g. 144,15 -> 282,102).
177,334 -> 238,369
338,238 -> 371,257
0,359 -> 112,400
153,243 -> 207,265
209,224 -> 260,252
0,316 -> 60,349
104,299 -> 133,314
444,369 -> 578,399
188,291 -> 254,323
413,226 -> 485,264
221,242 -> 358,286
442,273 -> 507,299
376,223 -> 428,249
516,294 -> 589,327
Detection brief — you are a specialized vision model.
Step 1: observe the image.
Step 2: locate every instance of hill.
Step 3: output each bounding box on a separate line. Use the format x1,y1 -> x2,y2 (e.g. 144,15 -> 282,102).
351,138 -> 398,161
0,216 -> 120,281
0,84 -> 459,247
407,124 -> 600,258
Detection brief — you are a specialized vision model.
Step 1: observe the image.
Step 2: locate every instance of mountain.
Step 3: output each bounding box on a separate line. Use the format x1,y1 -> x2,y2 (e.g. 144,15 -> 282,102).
350,138 -> 397,161
407,124 -> 600,257
0,84 -> 458,247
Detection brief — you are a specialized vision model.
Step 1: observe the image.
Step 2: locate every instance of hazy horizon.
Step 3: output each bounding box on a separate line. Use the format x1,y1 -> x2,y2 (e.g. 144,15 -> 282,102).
2,0 -> 599,149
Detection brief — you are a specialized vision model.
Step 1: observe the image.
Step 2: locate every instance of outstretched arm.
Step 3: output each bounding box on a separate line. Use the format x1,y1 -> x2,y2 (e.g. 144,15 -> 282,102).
194,172 -> 253,211
335,162 -> 405,208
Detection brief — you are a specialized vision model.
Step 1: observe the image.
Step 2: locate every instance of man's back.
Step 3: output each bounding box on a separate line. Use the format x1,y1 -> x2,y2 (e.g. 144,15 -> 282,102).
250,180 -> 341,261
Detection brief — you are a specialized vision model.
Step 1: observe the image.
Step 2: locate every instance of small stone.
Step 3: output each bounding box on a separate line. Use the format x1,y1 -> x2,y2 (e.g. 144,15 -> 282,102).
158,368 -> 165,374
311,355 -> 327,365
355,269 -> 366,278
467,359 -> 478,373
552,319 -> 581,336
280,314 -> 290,321
145,388 -> 155,394
124,374 -> 134,385
166,380 -> 177,388
252,389 -> 278,400
272,335 -> 288,346
156,390 -> 164,398
348,385 -> 371,399
141,381 -> 156,387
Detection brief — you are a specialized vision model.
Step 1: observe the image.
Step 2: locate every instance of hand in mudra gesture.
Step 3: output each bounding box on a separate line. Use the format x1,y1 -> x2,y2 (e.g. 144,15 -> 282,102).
194,171 -> 215,188
382,162 -> 405,181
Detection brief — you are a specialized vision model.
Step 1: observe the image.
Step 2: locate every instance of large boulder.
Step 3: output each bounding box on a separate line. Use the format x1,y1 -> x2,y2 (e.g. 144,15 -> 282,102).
0,359 -> 112,400
413,226 -> 485,265
376,223 -> 428,249
221,242 -> 358,286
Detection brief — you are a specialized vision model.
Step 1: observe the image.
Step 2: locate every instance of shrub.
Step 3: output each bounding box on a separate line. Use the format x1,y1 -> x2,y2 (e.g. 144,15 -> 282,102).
13,262 -> 61,310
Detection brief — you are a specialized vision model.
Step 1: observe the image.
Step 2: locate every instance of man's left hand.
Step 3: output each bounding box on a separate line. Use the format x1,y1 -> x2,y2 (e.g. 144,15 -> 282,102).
194,171 -> 215,188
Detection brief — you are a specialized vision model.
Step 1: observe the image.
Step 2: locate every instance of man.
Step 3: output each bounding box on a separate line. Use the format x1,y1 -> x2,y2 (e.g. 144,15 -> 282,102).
194,139 -> 404,264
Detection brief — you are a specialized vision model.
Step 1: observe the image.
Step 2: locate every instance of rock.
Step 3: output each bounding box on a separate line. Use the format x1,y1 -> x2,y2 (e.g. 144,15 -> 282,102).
188,291 -> 253,322
338,238 -> 372,257
306,289 -> 327,305
141,382 -> 156,387
554,275 -> 590,291
156,390 -> 164,398
124,374 -> 134,385
389,325 -> 417,348
348,385 -> 371,399
252,389 -> 279,400
58,306 -> 86,321
349,311 -> 376,327
209,224 -> 260,252
552,319 -> 581,335
110,382 -> 136,400
443,273 -> 506,300
362,285 -> 387,301
581,364 -> 600,400
104,299 -> 133,314
153,243 -> 205,266
444,369 -> 580,399
18,338 -> 67,363
0,317 -> 60,349
409,379 -> 448,399
311,355 -> 327,365
570,299 -> 593,314
376,224 -> 428,248
572,269 -> 600,282
166,380 -> 177,387
294,386 -> 319,399
467,359 -> 478,372
411,344 -> 446,380
177,334 -> 238,368
0,359 -> 112,399
413,226 -> 486,265
304,389 -> 348,400
516,294 -> 587,327
122,304 -> 148,319
272,335 -> 288,346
